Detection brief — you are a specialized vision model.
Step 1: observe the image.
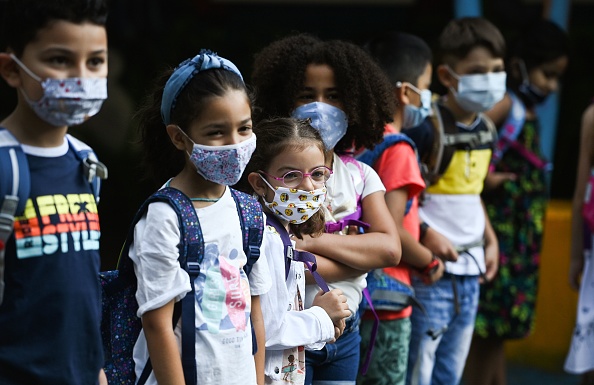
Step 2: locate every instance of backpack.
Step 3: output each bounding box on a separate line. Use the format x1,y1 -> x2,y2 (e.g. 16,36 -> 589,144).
0,128 -> 107,304
100,186 -> 263,385
405,101 -> 498,186
489,92 -> 552,172
356,132 -> 419,215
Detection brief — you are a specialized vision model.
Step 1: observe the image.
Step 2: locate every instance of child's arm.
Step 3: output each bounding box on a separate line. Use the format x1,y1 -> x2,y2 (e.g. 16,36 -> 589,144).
482,200 -> 499,282
569,104 -> 594,290
98,369 -> 107,385
251,295 -> 266,385
385,188 -> 444,284
295,191 -> 401,271
142,299 -> 185,385
420,226 -> 459,262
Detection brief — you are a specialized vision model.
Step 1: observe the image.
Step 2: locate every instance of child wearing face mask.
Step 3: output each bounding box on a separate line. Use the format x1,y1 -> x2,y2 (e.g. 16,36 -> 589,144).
130,50 -> 272,385
398,17 -> 503,385
237,117 -> 352,384
0,1 -> 109,384
464,19 -> 570,385
355,31 -> 465,385
252,33 -> 402,385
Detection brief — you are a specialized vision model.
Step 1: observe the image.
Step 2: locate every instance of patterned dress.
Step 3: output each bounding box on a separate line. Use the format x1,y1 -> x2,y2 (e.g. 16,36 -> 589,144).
475,118 -> 548,339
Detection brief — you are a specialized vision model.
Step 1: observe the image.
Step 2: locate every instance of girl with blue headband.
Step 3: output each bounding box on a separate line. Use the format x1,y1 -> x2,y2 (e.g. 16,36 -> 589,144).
131,50 -> 271,385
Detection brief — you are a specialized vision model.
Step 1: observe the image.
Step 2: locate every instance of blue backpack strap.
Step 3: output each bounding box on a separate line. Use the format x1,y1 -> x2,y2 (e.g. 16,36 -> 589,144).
490,92 -> 526,170
230,188 -> 264,276
117,187 -> 201,385
230,188 -> 264,355
66,134 -> 108,203
356,133 -> 418,215
0,128 -> 30,305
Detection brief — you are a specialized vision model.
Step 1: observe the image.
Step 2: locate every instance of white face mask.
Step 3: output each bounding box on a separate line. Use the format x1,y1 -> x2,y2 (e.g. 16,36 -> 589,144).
447,66 -> 507,112
259,175 -> 325,224
10,54 -> 107,127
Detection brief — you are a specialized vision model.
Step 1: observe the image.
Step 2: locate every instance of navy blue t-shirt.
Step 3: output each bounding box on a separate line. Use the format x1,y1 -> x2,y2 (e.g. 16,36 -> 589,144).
0,143 -> 103,385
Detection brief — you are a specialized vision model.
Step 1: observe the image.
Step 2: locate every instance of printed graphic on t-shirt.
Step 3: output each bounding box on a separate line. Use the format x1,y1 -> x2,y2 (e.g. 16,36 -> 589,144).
195,243 -> 251,338
12,193 -> 100,259
280,285 -> 306,384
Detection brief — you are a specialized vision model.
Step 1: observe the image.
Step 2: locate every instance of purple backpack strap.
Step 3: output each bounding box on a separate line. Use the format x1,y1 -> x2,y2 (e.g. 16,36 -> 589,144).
266,214 -> 329,292
359,288 -> 380,376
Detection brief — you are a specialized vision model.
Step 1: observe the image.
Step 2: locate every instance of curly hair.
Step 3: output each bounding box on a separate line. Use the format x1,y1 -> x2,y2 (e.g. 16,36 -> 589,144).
251,33 -> 395,153
236,117 -> 326,239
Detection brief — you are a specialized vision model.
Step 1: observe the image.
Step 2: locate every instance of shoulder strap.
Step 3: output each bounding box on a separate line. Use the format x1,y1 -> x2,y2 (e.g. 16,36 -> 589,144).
230,188 -> 263,276
0,128 -> 30,305
356,133 -> 417,167
490,92 -> 526,168
66,134 -> 108,203
265,214 -> 329,292
118,187 -> 201,385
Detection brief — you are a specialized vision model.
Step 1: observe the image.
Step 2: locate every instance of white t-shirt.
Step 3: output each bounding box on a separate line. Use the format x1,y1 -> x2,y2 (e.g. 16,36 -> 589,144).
130,187 -> 271,385
305,153 -> 386,315
261,224 -> 335,384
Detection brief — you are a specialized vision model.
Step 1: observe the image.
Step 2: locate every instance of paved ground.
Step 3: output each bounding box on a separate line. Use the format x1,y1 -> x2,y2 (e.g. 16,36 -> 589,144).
507,363 -> 580,385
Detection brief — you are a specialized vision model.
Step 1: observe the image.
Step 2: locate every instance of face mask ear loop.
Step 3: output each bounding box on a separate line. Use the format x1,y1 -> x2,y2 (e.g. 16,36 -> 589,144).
258,173 -> 276,205
9,54 -> 43,82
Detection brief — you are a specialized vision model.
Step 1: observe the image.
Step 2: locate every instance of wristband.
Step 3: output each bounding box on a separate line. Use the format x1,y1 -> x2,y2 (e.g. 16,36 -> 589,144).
418,255 -> 440,276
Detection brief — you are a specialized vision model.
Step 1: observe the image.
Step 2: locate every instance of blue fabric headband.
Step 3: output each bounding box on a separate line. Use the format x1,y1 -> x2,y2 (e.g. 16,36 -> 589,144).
160,50 -> 244,124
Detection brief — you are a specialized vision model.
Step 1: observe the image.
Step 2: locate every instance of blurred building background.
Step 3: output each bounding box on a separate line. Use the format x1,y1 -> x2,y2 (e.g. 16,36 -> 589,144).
1,0 -> 591,381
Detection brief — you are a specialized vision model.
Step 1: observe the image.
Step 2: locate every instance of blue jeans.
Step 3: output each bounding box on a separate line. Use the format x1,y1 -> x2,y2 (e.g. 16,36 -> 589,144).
406,274 -> 479,385
305,313 -> 361,385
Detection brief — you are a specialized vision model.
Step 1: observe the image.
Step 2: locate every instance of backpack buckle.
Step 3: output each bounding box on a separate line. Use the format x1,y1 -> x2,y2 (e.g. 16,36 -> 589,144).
186,262 -> 201,276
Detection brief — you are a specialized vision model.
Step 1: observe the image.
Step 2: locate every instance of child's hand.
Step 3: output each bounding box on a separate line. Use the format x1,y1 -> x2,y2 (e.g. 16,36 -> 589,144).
483,237 -> 499,283
568,251 -> 585,291
484,171 -> 517,191
421,227 -> 458,262
312,288 -> 350,326
419,257 -> 445,285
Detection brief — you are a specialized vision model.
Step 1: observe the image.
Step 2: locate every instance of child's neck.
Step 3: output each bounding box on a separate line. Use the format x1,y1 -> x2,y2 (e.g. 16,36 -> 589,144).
443,95 -> 478,126
170,166 -> 227,203
390,110 -> 403,132
2,105 -> 68,147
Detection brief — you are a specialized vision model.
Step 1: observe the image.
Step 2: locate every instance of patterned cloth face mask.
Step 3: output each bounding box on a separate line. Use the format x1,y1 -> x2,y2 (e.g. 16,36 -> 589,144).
447,66 -> 507,113
10,54 -> 107,127
179,128 -> 257,186
259,175 -> 326,224
292,102 -> 348,150
398,82 -> 433,129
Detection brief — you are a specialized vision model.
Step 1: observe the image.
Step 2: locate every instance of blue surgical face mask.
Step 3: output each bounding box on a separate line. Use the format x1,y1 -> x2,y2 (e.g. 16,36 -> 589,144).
447,66 -> 507,112
291,102 -> 348,150
399,82 -> 432,129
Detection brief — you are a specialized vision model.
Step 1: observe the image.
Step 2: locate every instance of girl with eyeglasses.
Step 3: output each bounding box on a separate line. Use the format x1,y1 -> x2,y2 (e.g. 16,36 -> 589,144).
251,33 -> 401,385
237,117 -> 352,384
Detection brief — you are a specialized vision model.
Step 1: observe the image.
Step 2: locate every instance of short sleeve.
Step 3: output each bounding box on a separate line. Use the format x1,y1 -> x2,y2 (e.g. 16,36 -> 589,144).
247,213 -> 272,297
375,142 -> 425,199
129,202 -> 192,317
360,161 -> 386,199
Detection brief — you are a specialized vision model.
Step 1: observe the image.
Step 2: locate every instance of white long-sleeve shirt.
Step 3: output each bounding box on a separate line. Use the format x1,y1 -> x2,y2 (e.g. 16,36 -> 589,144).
260,224 -> 335,384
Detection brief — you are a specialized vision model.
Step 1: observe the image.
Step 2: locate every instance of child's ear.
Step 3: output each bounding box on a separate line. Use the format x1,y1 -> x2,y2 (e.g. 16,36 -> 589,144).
0,53 -> 22,88
436,64 -> 456,89
247,172 -> 267,198
165,124 -> 188,151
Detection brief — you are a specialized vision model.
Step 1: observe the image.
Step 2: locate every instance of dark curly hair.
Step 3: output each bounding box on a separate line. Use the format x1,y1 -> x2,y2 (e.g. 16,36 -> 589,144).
251,33 -> 395,153
236,117 -> 326,239
137,66 -> 250,187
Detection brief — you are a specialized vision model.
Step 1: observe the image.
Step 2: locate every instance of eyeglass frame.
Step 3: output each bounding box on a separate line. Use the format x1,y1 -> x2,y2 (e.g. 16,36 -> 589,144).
258,166 -> 333,188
